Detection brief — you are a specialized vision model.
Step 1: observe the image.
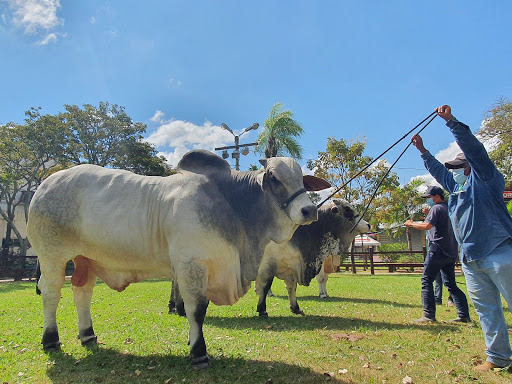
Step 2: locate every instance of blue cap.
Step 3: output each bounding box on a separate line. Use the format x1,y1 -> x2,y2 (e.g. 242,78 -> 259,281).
421,186 -> 444,198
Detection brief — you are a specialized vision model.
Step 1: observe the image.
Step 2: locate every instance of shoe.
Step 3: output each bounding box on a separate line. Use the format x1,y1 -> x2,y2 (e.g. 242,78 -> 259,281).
450,317 -> 472,323
414,316 -> 436,323
474,361 -> 510,372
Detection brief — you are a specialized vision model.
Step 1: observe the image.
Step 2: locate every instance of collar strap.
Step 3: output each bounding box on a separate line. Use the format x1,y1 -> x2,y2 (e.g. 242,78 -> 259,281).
279,188 -> 307,210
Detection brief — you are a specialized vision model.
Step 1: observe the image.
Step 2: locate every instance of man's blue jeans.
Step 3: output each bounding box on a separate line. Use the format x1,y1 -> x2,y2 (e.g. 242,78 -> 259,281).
462,240 -> 512,367
422,251 -> 470,320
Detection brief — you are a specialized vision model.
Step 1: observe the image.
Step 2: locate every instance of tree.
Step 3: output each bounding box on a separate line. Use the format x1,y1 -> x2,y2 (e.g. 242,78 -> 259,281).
60,101 -> 147,167
112,140 -> 175,176
0,103 -> 173,264
307,136 -> 399,220
307,191 -> 321,205
0,108 -> 69,259
478,98 -> 512,179
372,179 -> 426,251
256,102 -> 304,159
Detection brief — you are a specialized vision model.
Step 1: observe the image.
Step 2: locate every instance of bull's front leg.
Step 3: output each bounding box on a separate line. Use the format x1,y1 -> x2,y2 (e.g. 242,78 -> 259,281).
284,280 -> 304,315
255,267 -> 276,318
256,276 -> 274,318
316,268 -> 329,298
176,265 -> 210,368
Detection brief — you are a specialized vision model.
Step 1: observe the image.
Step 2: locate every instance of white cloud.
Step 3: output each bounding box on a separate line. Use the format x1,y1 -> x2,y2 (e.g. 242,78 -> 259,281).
411,173 -> 440,190
145,112 -> 235,167
168,78 -> 183,87
434,141 -> 462,165
150,110 -> 164,123
4,0 -> 62,33
90,16 -> 95,24
37,31 -> 56,45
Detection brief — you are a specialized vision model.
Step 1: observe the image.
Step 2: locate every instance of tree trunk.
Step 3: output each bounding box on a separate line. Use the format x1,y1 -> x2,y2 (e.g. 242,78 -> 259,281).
406,226 -> 413,252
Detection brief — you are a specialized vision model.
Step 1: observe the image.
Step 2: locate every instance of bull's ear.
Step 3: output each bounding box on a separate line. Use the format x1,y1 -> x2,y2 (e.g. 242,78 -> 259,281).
331,205 -> 340,214
303,175 -> 331,191
256,171 -> 267,191
259,159 -> 268,167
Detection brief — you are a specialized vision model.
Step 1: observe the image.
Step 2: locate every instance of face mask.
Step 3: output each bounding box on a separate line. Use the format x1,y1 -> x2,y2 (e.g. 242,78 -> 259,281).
452,168 -> 468,184
426,197 -> 435,207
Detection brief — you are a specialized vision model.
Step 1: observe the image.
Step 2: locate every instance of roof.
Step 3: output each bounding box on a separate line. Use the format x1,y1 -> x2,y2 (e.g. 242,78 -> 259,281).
353,235 -> 381,247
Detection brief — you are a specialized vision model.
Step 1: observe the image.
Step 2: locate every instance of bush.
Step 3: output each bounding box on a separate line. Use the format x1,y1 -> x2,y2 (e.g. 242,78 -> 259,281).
397,253 -> 424,263
377,243 -> 409,263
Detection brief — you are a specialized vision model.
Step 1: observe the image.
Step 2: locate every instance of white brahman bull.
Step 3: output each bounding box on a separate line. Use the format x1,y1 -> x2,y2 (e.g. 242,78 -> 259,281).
27,149 -> 330,368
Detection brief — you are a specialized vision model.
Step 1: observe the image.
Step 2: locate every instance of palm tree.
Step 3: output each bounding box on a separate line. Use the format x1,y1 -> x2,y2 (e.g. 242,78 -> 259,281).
256,102 -> 304,159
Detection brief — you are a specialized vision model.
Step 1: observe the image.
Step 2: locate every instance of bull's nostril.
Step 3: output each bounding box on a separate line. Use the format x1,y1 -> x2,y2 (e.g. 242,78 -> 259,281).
302,206 -> 317,219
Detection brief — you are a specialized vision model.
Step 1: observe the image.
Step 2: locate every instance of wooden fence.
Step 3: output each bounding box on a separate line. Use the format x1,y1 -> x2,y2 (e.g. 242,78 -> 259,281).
339,247 -> 429,274
1,247 -> 460,280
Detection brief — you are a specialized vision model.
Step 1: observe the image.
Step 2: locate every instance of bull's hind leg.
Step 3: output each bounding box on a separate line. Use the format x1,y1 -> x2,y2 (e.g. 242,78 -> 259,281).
38,263 -> 67,350
168,279 -> 186,316
72,256 -> 98,346
176,267 -> 210,368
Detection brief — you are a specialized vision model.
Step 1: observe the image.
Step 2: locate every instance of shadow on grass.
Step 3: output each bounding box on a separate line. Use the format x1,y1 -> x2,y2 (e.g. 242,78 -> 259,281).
45,346 -> 349,384
205,314 -> 470,335
268,294 -> 419,308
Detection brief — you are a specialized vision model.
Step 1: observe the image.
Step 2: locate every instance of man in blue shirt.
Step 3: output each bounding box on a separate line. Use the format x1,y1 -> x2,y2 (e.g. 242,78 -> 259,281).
411,104 -> 512,371
405,186 -> 470,324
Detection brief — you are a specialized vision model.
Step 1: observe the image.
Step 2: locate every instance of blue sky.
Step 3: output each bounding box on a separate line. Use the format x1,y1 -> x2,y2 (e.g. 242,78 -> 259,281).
1,0 -> 512,186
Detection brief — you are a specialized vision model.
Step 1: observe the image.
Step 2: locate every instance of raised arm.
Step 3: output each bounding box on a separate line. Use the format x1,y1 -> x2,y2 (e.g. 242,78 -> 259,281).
411,133 -> 457,193
436,105 -> 496,181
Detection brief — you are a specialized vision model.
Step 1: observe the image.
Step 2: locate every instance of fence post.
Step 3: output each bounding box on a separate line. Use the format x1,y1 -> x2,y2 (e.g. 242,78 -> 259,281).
422,245 -> 427,261
369,247 -> 375,275
350,239 -> 356,274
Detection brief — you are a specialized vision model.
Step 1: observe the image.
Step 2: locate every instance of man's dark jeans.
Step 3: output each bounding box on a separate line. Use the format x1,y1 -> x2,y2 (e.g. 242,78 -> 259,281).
421,250 -> 470,319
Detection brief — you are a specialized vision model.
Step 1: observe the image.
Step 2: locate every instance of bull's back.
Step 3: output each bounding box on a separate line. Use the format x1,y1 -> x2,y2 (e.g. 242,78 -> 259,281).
28,165 -> 179,265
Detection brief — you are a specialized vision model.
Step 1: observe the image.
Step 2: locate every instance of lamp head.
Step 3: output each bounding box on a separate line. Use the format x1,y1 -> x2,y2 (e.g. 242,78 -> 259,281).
221,123 -> 233,135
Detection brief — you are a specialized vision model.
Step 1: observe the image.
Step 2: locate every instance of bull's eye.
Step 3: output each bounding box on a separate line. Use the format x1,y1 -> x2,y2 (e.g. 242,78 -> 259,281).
344,207 -> 355,221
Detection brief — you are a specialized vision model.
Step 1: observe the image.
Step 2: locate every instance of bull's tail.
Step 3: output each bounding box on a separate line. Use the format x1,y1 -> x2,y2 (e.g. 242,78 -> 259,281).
35,259 -> 41,295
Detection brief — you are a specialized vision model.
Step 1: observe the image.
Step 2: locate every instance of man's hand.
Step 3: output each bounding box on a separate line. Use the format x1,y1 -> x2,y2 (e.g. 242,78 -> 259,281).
411,134 -> 427,154
436,105 -> 454,122
404,219 -> 413,227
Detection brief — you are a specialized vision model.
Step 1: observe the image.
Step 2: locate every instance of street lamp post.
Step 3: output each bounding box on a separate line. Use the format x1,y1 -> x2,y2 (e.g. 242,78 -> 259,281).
215,122 -> 259,170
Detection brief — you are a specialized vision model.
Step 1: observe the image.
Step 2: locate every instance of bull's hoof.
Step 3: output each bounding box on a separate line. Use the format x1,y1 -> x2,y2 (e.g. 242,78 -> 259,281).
42,329 -> 61,351
80,335 -> 98,347
191,355 -> 209,369
42,341 -> 61,351
258,311 -> 269,318
319,293 -> 329,299
291,307 -> 305,316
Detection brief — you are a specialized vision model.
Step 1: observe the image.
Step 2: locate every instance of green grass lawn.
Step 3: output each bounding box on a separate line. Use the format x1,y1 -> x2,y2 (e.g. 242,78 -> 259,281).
1,272 -> 511,383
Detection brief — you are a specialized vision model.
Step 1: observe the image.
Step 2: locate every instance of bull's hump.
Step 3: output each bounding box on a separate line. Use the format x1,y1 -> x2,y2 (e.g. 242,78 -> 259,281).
177,150 -> 231,176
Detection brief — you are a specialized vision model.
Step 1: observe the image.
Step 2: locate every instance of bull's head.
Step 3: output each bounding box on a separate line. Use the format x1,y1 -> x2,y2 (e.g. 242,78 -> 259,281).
257,158 -> 330,239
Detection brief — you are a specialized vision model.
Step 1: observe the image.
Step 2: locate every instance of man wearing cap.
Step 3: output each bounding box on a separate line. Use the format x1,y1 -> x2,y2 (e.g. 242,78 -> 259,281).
405,186 -> 470,324
411,105 -> 512,371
